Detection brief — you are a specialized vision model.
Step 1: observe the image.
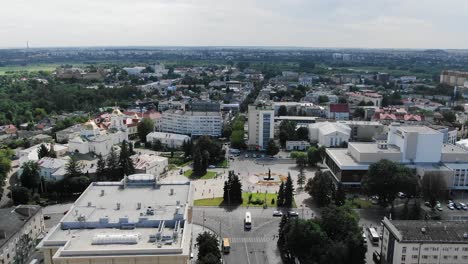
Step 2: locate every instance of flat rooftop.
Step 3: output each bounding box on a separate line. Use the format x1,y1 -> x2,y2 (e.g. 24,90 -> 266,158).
384,218 -> 468,244
349,142 -> 401,154
39,175 -> 192,258
397,126 -> 440,134
442,144 -> 468,154
326,148 -> 368,169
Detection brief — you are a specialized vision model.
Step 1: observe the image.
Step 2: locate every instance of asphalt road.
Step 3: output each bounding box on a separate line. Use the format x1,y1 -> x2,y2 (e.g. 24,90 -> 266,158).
192,206 -> 316,264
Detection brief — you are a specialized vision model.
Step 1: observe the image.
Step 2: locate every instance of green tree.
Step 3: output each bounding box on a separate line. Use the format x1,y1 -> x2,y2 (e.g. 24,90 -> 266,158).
362,159 -> 418,208
11,186 -> 31,205
106,147 -> 120,180
196,232 -> 221,264
279,120 -> 296,147
292,151 -> 308,168
335,183 -> 346,206
96,154 -> 107,181
223,170 -> 243,205
284,175 -> 295,208
266,139 -> 279,156
64,158 -> 83,179
230,130 -> 244,149
305,171 -> 335,207
296,127 -> 309,141
353,108 -> 365,119
137,117 -> 154,143
277,182 -> 285,207
151,139 -> 163,151
20,161 -> 40,192
119,140 -> 135,177
278,105 -> 288,116
442,111 -> 456,123
422,172 -> 447,209
182,139 -> 192,159
307,146 -> 322,167
192,147 -> 206,176
37,144 -> 49,159
318,95 -> 329,104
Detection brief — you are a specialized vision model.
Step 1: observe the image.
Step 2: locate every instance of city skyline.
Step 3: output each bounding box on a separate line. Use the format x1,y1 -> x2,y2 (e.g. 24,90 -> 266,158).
1,0 -> 467,49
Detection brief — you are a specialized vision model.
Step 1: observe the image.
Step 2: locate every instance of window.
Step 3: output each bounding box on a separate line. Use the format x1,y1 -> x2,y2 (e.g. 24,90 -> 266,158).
412,255 -> 418,259
422,255 -> 428,259
403,247 -> 407,253
412,247 -> 418,251
401,255 -> 406,261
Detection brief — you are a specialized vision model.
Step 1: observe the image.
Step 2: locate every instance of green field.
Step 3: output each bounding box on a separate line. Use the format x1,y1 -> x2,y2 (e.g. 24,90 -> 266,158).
0,64 -> 60,75
193,192 -> 296,207
184,170 -> 217,179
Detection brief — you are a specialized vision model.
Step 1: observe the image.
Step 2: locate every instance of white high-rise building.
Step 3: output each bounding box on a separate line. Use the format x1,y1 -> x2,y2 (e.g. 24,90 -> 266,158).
248,101 -> 274,150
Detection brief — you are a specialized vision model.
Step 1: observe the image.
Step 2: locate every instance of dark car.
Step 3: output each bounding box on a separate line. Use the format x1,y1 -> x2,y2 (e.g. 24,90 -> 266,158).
44,215 -> 51,220
373,251 -> 381,263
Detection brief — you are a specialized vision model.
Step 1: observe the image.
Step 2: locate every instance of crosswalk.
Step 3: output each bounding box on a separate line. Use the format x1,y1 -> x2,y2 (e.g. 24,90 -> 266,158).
229,237 -> 272,243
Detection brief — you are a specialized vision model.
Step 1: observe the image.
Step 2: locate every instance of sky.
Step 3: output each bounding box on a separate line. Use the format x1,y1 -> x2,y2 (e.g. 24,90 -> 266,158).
1,0 -> 467,49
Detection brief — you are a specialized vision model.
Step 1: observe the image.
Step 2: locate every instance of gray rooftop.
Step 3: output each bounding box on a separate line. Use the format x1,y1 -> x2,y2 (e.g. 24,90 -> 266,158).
384,217 -> 468,244
39,175 -> 192,258
397,126 -> 440,134
349,142 -> 400,154
0,205 -> 41,248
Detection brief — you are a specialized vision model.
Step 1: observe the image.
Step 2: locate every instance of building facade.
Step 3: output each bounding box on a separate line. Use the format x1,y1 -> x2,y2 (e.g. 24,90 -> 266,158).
161,110 -> 222,137
248,102 -> 275,150
146,132 -> 190,149
381,217 -> 468,264
1,205 -> 44,264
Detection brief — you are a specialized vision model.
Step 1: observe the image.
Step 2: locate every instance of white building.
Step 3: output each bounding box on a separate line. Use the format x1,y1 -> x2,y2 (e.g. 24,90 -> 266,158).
122,66 -> 146,75
37,175 -> 192,264
68,110 -> 128,156
286,141 -> 311,151
37,157 -> 68,181
146,132 -> 190,149
132,154 -> 168,177
308,122 -> 351,147
18,143 -> 68,169
161,110 -> 222,137
248,102 -> 275,150
1,205 -> 45,264
381,217 -> 468,264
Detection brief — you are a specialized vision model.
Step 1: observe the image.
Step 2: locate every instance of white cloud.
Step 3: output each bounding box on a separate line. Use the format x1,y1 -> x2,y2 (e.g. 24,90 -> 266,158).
0,0 -> 466,48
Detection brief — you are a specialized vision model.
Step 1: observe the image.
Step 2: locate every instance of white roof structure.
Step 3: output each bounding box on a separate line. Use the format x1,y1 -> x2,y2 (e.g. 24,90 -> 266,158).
146,132 -> 190,141
309,122 -> 351,136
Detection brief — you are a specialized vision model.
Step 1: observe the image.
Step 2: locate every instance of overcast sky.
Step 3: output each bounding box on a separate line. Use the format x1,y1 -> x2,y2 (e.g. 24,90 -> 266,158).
1,0 -> 467,49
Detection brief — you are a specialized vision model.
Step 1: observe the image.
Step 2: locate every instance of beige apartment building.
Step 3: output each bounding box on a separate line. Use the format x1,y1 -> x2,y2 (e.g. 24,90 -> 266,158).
440,70 -> 468,87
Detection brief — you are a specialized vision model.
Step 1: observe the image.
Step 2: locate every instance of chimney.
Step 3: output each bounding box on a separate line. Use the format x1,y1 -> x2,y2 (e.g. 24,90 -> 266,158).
137,202 -> 141,210
101,190 -> 105,196
116,203 -> 121,210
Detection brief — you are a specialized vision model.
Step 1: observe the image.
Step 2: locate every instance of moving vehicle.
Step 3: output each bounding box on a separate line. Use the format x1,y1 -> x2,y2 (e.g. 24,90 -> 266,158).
372,251 -> 381,263
244,212 -> 252,230
222,238 -> 230,254
367,227 -> 380,246
273,211 -> 283,217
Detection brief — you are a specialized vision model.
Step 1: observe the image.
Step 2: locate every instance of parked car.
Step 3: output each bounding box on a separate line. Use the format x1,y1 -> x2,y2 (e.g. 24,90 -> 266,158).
447,204 -> 455,210
459,203 -> 468,210
44,215 -> 51,220
424,202 -> 431,207
273,211 -> 283,217
245,154 -> 249,158
397,192 -> 406,199
436,205 -> 443,211
208,165 -> 216,169
252,154 -> 257,158
288,211 -> 299,217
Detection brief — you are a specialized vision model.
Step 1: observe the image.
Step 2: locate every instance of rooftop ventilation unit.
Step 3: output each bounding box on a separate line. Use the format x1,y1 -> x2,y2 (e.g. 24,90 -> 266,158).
92,233 -> 140,245
137,202 -> 141,210
116,203 -> 121,210
101,190 -> 105,196
464,233 -> 468,239
87,202 -> 92,207
421,227 -> 426,234
170,189 -> 174,195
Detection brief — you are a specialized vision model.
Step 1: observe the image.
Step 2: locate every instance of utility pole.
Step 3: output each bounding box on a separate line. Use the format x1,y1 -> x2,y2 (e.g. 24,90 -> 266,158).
202,211 -> 205,231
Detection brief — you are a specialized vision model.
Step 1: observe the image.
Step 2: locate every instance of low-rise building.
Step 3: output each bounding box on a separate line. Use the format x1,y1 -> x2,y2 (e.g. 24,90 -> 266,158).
37,175 -> 192,264
286,141 -> 311,151
55,124 -> 82,143
131,154 -> 168,177
1,205 -> 45,264
341,121 -> 385,142
18,143 -> 68,169
381,217 -> 468,264
146,132 -> 190,149
308,122 -> 351,147
328,104 -> 350,120
37,157 -> 68,181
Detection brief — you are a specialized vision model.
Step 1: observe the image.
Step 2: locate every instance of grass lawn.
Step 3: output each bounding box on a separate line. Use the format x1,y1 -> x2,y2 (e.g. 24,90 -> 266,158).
216,159 -> 228,168
0,64 -> 60,75
194,197 -> 224,206
184,169 -> 217,179
345,198 -> 373,209
193,192 -> 297,208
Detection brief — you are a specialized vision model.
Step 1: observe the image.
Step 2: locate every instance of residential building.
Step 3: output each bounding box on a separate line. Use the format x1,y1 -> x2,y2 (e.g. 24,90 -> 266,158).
286,141 -> 311,151
189,100 -> 221,112
131,154 -> 168,177
158,101 -> 185,112
328,104 -> 350,120
1,205 -> 45,264
308,122 -> 351,147
30,134 -> 53,144
122,66 -> 146,75
381,217 -> 468,264
37,175 -> 192,264
55,124 -> 82,143
161,110 -> 222,137
0,125 -> 17,135
427,125 -> 458,144
440,70 -> 468,87
248,102 -> 275,150
37,157 -> 68,181
346,91 -> 383,107
275,116 -> 318,126
372,107 -> 424,124
298,75 -> 319,87
146,132 -> 190,149
18,143 -> 68,169
68,111 -> 128,157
